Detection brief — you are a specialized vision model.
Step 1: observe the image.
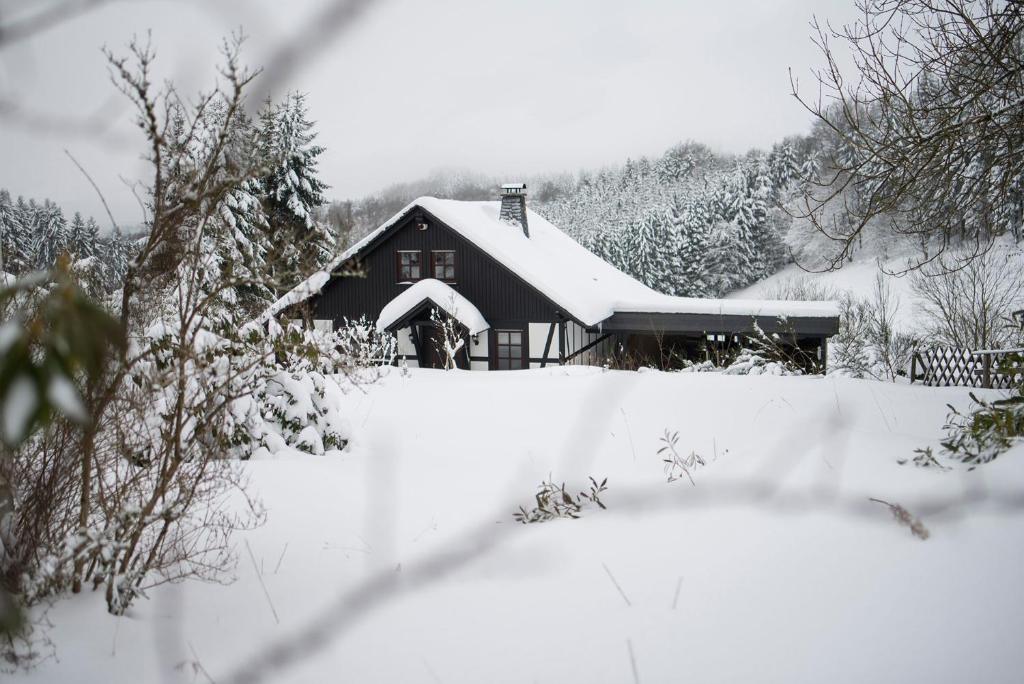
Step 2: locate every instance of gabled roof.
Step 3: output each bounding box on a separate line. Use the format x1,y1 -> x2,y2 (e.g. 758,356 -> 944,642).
377,279 -> 489,335
266,196 -> 840,329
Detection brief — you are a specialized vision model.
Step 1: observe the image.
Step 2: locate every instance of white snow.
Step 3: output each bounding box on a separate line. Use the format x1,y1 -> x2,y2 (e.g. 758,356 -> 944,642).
267,198 -> 838,327
376,278 -> 489,335
13,369 -> 1024,684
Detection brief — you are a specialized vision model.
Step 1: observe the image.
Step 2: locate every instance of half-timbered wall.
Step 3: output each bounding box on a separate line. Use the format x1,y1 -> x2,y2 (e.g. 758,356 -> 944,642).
563,321 -> 615,366
528,323 -> 560,369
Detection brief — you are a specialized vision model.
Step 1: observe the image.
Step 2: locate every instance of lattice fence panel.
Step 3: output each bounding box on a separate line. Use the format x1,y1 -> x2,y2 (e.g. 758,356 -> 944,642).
911,347 -> 1024,389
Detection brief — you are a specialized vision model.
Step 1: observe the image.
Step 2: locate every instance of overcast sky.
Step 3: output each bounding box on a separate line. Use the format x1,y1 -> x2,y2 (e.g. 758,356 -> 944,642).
0,0 -> 855,228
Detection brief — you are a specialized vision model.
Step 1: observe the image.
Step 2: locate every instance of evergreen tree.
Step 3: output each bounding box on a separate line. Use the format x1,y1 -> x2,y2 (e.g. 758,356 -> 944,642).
32,200 -> 70,270
215,103 -> 274,316
67,211 -> 98,259
103,229 -> 132,292
84,217 -> 101,258
622,209 -> 682,295
13,197 -> 37,272
261,92 -> 333,289
0,190 -> 21,274
671,195 -> 713,297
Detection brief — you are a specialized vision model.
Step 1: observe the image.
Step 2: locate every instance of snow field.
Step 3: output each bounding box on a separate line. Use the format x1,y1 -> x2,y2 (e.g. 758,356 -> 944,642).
16,367 -> 1024,683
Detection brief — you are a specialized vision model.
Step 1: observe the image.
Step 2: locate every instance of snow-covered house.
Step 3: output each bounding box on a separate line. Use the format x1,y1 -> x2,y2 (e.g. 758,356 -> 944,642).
269,184 -> 839,370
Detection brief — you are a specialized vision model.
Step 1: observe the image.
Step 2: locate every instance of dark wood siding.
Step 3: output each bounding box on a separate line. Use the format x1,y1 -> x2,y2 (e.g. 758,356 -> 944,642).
311,211 -> 564,327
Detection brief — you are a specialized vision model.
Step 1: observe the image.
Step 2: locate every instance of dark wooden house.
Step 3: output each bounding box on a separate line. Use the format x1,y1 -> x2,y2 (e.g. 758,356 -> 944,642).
269,184 -> 839,371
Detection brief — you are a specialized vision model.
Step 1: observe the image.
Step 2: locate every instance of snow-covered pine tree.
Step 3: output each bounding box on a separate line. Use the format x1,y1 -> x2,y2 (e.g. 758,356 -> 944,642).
623,208 -> 682,295
670,195 -> 712,297
32,200 -> 70,270
215,103 -> 275,317
9,196 -> 37,273
592,226 -> 627,273
703,220 -> 745,296
768,141 -> 800,191
84,217 -> 101,257
0,189 -> 22,275
261,92 -> 333,291
103,228 -> 132,292
67,211 -> 98,259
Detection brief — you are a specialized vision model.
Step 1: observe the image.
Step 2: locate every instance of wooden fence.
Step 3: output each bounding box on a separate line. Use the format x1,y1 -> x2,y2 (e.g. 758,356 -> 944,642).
910,347 -> 1024,389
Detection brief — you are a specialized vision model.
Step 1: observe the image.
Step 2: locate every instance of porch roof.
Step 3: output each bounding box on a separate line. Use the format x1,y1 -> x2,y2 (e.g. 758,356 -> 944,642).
376,279 -> 489,336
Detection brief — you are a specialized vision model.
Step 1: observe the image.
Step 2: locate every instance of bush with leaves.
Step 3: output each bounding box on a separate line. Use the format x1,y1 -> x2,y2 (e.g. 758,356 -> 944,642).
514,476 -> 608,524
940,391 -> 1024,467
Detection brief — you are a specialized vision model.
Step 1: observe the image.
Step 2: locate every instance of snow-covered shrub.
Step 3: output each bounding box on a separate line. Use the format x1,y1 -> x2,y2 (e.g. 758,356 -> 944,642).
720,321 -> 809,376
939,385 -> 1024,467
830,282 -> 916,380
272,316 -> 397,377
333,315 -> 398,372
678,359 -> 717,373
831,294 -> 873,377
769,275 -> 915,380
722,350 -> 801,376
912,247 -> 1024,351
248,369 -> 350,457
514,477 -> 608,524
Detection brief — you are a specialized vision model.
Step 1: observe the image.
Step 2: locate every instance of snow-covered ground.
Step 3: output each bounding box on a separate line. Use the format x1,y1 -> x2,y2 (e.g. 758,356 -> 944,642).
14,367 -> 1024,683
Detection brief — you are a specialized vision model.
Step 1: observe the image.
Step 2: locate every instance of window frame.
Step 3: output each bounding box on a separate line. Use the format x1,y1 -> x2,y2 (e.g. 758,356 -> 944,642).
430,250 -> 456,282
493,328 -> 527,370
396,250 -> 423,282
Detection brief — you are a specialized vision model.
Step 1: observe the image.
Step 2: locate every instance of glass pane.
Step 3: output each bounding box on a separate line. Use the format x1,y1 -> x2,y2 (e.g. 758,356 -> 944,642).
497,331 -> 509,345
410,265 -> 420,279
509,358 -> 523,370
508,332 -> 521,344
497,358 -> 509,370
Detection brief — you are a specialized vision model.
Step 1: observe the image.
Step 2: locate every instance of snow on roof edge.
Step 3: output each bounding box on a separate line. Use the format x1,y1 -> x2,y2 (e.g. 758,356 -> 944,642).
377,279 -> 489,335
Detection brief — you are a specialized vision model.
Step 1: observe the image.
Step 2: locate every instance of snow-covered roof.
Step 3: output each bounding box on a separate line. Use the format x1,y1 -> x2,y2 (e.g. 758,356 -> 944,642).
376,278 -> 489,335
266,197 -> 840,328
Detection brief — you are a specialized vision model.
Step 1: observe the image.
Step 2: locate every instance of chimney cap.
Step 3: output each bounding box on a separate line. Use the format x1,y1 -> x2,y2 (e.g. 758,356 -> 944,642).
500,183 -> 527,195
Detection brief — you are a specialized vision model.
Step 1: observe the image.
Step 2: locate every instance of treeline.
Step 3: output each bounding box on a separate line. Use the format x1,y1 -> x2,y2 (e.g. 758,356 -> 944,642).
0,190 -> 135,293
538,140 -> 813,296
0,90 -> 333,314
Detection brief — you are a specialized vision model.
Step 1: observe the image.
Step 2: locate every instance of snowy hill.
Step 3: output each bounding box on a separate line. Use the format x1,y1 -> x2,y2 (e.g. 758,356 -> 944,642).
732,238 -> 1024,337
15,368 -> 1024,683
730,257 -> 923,332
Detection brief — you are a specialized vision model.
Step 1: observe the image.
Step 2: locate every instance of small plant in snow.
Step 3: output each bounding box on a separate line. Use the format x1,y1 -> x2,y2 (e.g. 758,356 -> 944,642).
901,446 -> 950,470
658,429 -> 705,485
514,476 -> 608,524
869,498 -> 930,540
938,388 -> 1024,467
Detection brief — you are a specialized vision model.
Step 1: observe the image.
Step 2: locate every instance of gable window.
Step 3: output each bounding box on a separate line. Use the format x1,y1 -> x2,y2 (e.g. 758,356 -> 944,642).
431,250 -> 456,282
397,250 -> 422,281
495,329 -> 524,370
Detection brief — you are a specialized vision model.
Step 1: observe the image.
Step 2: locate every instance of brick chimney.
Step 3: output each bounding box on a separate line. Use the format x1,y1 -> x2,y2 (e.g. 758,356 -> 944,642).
499,183 -> 529,237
